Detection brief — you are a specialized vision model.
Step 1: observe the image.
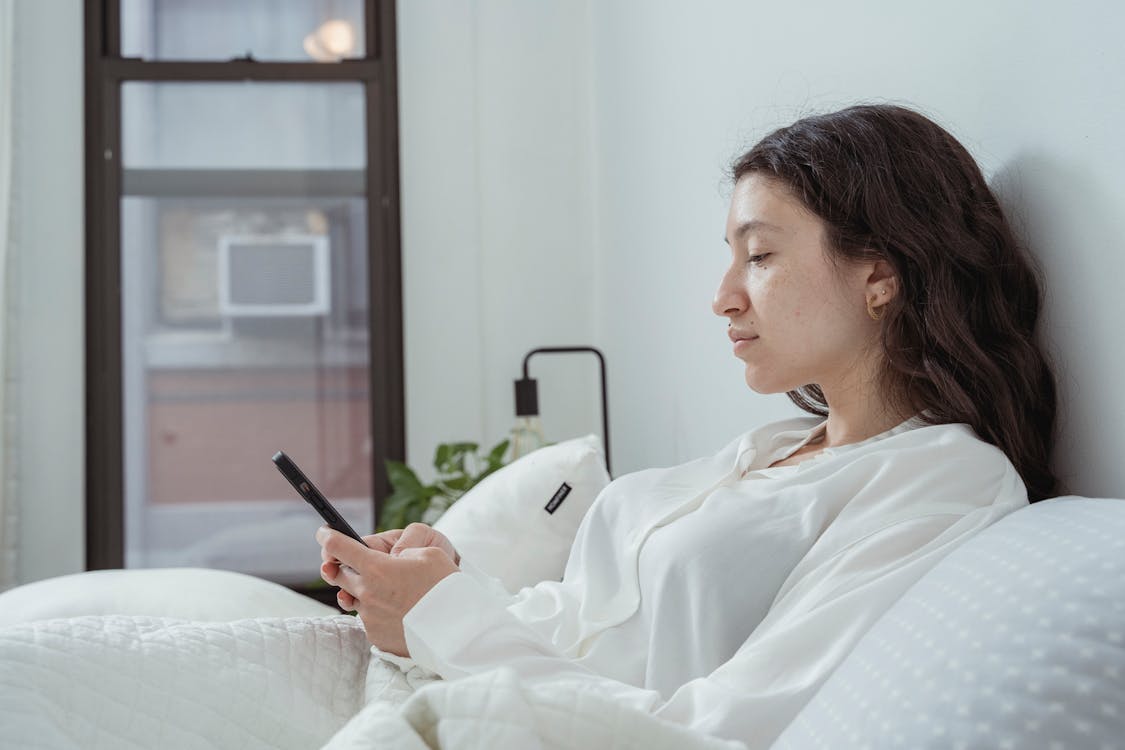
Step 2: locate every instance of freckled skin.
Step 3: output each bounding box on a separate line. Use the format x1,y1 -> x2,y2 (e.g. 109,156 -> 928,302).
714,174 -> 881,397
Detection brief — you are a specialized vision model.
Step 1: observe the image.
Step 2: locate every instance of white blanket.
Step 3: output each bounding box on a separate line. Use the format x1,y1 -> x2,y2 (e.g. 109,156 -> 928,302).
0,615 -> 745,749
325,667 -> 745,750
0,615 -> 371,749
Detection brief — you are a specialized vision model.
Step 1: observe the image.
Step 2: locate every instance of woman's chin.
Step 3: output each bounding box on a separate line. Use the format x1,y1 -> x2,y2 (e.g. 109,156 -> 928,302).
743,375 -> 778,395
743,370 -> 799,396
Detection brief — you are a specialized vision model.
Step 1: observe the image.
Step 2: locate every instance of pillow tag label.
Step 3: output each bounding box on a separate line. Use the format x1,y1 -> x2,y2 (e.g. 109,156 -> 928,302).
544,482 -> 572,515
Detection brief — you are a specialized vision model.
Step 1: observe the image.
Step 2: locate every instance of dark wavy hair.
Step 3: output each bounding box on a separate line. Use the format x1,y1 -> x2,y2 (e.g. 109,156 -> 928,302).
732,104 -> 1058,502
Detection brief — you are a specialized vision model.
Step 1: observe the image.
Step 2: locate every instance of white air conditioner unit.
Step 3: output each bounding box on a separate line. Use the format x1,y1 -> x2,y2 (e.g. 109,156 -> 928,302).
217,234 -> 330,317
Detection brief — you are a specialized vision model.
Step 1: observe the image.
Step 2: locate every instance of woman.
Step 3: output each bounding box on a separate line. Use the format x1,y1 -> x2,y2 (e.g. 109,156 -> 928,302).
318,104 -> 1057,747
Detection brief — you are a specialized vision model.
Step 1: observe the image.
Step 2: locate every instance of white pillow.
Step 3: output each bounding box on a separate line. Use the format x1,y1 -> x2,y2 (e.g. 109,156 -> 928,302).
772,497 -> 1125,750
0,567 -> 337,627
433,434 -> 610,593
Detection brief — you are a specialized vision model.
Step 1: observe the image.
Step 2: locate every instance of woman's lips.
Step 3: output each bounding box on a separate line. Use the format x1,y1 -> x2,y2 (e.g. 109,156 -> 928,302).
728,329 -> 759,353
732,336 -> 759,354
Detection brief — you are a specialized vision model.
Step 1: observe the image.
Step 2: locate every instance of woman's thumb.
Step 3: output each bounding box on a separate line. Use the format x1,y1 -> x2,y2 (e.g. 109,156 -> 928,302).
390,523 -> 427,555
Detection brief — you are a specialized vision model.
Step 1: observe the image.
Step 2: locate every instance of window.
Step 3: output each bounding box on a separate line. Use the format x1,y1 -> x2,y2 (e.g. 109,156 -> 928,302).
85,0 -> 402,594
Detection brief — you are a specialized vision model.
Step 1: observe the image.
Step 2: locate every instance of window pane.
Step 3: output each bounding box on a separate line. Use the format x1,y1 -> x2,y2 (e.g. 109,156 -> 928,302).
121,82 -> 372,584
121,0 -> 366,62
123,82 -> 365,170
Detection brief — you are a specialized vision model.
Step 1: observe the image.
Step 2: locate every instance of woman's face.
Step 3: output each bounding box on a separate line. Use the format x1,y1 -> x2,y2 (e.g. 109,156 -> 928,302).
714,173 -> 880,396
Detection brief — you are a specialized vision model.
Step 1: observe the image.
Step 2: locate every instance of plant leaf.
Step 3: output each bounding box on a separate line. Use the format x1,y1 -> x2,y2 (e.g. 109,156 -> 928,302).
384,438 -> 509,530
440,476 -> 473,493
487,439 -> 511,466
385,459 -> 425,493
433,444 -> 452,473
380,492 -> 414,523
436,442 -> 477,475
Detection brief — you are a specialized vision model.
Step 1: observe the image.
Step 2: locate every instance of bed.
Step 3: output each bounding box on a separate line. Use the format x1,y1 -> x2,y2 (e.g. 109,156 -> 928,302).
1,436 -> 1122,749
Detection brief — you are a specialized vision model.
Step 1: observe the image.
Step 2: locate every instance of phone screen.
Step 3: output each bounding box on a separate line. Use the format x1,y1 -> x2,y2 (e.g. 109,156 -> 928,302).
272,451 -> 370,547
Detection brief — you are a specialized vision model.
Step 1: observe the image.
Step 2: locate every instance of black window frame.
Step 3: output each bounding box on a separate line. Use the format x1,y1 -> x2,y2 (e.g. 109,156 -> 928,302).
83,0 -> 404,581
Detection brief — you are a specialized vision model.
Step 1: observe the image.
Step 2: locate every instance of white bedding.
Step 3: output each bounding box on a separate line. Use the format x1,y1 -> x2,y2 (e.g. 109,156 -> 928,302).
0,615 -> 744,749
0,615 -> 370,749
325,666 -> 746,750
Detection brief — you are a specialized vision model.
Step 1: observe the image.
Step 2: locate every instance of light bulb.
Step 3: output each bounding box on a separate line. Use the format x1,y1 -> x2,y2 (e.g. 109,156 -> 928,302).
510,416 -> 546,461
303,19 -> 357,62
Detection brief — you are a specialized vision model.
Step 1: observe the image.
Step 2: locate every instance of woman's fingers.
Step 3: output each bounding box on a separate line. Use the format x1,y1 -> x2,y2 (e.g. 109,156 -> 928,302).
322,559 -> 359,611
332,560 -> 363,594
363,529 -> 402,554
388,524 -> 458,564
388,523 -> 425,553
316,526 -> 370,569
316,526 -> 458,633
390,523 -> 434,555
320,560 -> 341,586
322,530 -> 398,562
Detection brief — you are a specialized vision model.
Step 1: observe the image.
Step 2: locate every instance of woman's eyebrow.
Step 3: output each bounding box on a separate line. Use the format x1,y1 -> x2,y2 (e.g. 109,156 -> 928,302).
724,219 -> 784,244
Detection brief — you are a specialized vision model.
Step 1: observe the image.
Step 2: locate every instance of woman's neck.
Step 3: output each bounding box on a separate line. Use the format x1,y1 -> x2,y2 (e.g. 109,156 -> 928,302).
817,389 -> 913,450
811,348 -> 914,449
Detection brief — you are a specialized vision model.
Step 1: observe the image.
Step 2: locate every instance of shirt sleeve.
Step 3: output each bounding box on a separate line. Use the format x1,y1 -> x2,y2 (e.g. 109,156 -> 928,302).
403,505 -> 1017,746
402,568 -> 664,711
454,554 -> 516,600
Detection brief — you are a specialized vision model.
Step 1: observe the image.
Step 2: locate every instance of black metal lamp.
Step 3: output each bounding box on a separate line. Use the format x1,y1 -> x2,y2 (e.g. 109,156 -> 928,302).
513,346 -> 611,476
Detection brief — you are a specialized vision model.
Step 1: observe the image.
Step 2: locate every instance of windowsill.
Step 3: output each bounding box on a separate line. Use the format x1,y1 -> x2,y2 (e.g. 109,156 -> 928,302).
143,330 -> 369,369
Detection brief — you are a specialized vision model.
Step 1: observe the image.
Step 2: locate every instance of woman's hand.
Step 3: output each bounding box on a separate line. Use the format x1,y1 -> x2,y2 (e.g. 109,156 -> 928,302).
316,526 -> 459,656
320,523 -> 460,611
384,523 -> 460,565
322,520 -> 459,573
323,524 -> 459,565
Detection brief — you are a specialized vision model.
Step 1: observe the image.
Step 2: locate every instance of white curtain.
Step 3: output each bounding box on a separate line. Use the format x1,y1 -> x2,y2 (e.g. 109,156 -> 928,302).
0,0 -> 18,591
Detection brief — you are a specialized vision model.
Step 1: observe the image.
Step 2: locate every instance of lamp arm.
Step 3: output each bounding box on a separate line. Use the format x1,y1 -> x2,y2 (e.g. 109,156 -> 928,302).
521,347 -> 611,476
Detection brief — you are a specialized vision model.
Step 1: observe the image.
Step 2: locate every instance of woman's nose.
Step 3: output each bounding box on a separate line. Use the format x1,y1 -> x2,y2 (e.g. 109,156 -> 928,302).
712,266 -> 748,318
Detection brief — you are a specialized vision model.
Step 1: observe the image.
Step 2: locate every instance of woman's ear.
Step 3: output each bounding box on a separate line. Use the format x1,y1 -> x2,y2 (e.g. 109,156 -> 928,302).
864,259 -> 898,302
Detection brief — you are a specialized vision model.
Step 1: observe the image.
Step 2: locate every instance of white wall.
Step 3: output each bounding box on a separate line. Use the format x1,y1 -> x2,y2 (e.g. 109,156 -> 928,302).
10,0 -> 86,583
589,0 -> 1125,498
397,0 -> 600,477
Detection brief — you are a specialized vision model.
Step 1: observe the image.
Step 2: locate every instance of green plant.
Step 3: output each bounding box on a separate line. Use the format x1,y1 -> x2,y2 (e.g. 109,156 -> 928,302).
377,439 -> 510,532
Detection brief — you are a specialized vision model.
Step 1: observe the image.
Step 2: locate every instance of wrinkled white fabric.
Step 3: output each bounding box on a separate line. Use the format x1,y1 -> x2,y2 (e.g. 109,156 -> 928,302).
0,614 -> 749,750
403,416 -> 1028,748
323,667 -> 746,750
0,615 -> 373,750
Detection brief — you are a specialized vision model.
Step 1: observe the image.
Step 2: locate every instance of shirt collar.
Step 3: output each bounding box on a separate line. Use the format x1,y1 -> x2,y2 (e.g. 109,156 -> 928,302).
740,412 -> 928,475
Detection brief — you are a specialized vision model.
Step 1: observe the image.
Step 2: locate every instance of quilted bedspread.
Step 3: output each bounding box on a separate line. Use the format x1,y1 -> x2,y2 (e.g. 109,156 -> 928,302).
0,615 -> 744,750
0,615 -> 372,749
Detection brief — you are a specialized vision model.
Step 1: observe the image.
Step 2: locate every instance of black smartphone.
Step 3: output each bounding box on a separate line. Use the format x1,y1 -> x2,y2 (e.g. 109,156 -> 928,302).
272,450 -> 370,547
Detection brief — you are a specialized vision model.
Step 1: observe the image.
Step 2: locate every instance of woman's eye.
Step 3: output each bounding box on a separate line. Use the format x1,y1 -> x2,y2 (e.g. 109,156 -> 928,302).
747,253 -> 770,266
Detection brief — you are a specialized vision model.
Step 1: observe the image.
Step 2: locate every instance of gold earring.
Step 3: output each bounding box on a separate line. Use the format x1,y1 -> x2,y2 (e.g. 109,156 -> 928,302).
867,297 -> 885,321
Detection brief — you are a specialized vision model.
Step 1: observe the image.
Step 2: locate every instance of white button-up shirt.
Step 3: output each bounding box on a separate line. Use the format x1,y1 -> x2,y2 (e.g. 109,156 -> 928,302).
403,415 -> 1028,747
